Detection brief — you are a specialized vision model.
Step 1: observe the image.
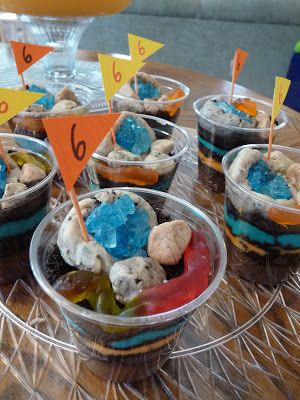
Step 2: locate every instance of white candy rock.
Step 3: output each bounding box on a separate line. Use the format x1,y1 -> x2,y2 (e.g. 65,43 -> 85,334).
51,99 -> 77,113
144,151 -> 175,175
109,257 -> 166,304
286,163 -> 300,191
147,220 -> 192,265
107,150 -> 141,166
269,151 -> 294,173
20,163 -> 46,184
228,148 -> 263,188
95,190 -> 158,228
6,167 -> 22,184
57,198 -> 113,273
3,182 -> 27,198
55,86 -> 78,103
151,139 -> 174,154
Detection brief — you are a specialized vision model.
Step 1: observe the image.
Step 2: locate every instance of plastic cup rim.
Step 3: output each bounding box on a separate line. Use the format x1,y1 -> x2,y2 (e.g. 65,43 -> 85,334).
30,187 -> 227,327
222,143 -> 300,213
91,113 -> 191,165
0,132 -> 56,204
193,95 -> 288,133
113,74 -> 190,105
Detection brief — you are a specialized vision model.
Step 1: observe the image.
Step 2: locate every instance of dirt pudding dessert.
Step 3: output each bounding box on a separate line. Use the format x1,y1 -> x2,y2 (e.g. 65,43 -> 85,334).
11,82 -> 94,140
194,95 -> 288,193
112,72 -> 190,125
88,112 -> 190,192
30,188 -> 226,382
223,144 -> 300,284
0,133 -> 55,283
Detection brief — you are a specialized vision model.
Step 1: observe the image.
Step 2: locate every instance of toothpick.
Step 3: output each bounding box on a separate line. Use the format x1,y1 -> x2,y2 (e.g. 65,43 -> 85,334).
267,121 -> 274,160
69,187 -> 89,242
20,73 -> 27,91
134,74 -> 138,97
0,142 -> 11,172
108,100 -> 116,145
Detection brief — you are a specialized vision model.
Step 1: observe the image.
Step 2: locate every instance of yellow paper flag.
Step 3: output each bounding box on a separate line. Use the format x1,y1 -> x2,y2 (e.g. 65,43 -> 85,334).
271,76 -> 291,124
98,54 -> 144,103
128,33 -> 164,61
0,88 -> 44,126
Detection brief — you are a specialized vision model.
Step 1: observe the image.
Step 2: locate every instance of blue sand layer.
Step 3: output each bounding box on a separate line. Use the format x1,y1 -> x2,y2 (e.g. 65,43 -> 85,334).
109,319 -> 186,349
130,79 -> 160,101
116,115 -> 152,155
224,205 -> 300,248
0,207 -> 48,239
0,159 -> 6,198
198,135 -> 227,157
28,84 -> 55,110
248,160 -> 292,200
215,100 -> 253,123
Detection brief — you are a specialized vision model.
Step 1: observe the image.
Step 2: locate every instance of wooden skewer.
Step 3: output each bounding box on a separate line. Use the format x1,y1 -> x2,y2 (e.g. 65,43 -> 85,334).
108,100 -> 116,144
20,73 -> 27,91
267,122 -> 274,160
69,187 -> 89,242
0,142 -> 11,172
134,74 -> 138,97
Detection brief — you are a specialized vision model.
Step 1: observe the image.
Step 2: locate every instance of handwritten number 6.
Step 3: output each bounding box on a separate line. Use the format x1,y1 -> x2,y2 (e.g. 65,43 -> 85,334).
71,123 -> 86,161
0,101 -> 8,114
22,46 -> 32,64
112,61 -> 121,83
138,40 -> 145,56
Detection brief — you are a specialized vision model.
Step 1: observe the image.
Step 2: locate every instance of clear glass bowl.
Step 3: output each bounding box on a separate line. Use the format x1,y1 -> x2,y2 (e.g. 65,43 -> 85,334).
11,81 -> 95,140
30,187 -> 227,382
0,133 -> 56,283
87,114 -> 190,192
222,143 -> 300,284
112,75 -> 190,124
194,95 -> 288,193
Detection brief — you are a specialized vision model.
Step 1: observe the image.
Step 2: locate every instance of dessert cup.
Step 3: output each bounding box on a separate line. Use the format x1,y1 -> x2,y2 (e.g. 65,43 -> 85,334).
194,95 -> 288,193
0,133 -> 55,283
112,75 -> 190,126
11,81 -> 94,140
87,114 -> 190,192
30,188 -> 227,382
223,144 -> 300,284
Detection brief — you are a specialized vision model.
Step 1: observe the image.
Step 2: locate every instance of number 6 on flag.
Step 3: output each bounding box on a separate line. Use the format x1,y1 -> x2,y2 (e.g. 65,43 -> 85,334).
128,34 -> 164,61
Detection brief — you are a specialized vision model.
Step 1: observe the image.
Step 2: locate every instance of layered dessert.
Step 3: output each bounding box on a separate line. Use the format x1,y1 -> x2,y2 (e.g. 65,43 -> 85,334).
223,145 -> 300,284
194,95 -> 287,193
11,82 -> 93,140
112,72 -> 189,124
88,112 -> 189,192
38,189 -> 214,382
0,135 -> 54,282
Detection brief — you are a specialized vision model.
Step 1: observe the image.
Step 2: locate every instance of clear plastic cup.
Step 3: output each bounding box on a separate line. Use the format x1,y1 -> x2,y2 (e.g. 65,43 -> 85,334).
0,133 -> 56,283
223,144 -> 300,285
30,188 -> 227,382
193,95 -> 288,193
112,75 -> 190,124
87,114 -> 190,192
10,81 -> 94,140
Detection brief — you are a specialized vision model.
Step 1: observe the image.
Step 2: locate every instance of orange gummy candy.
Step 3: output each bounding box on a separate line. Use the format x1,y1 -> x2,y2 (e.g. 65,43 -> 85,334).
268,205 -> 300,226
233,98 -> 257,117
165,88 -> 185,117
96,164 -> 159,186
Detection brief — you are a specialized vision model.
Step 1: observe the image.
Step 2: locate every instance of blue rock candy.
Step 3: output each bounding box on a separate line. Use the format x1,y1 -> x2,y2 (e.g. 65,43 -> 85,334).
248,160 -> 292,200
28,84 -> 55,110
0,159 -> 6,198
131,79 -> 160,101
86,194 -> 151,259
215,100 -> 253,123
116,116 -> 153,155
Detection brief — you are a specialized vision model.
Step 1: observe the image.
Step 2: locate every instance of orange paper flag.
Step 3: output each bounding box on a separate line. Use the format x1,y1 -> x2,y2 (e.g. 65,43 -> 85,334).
128,33 -> 164,61
42,113 -> 121,192
230,48 -> 249,103
10,41 -> 54,75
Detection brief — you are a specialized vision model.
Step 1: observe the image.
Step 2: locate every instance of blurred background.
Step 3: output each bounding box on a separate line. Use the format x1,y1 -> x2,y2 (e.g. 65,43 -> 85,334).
1,0 -> 300,98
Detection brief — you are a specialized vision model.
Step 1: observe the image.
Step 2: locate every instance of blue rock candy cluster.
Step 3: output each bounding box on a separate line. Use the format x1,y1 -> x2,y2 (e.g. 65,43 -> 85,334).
116,115 -> 152,155
215,100 -> 253,123
248,160 -> 292,200
28,84 -> 55,110
0,159 -> 6,198
86,194 -> 151,259
131,79 -> 160,101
